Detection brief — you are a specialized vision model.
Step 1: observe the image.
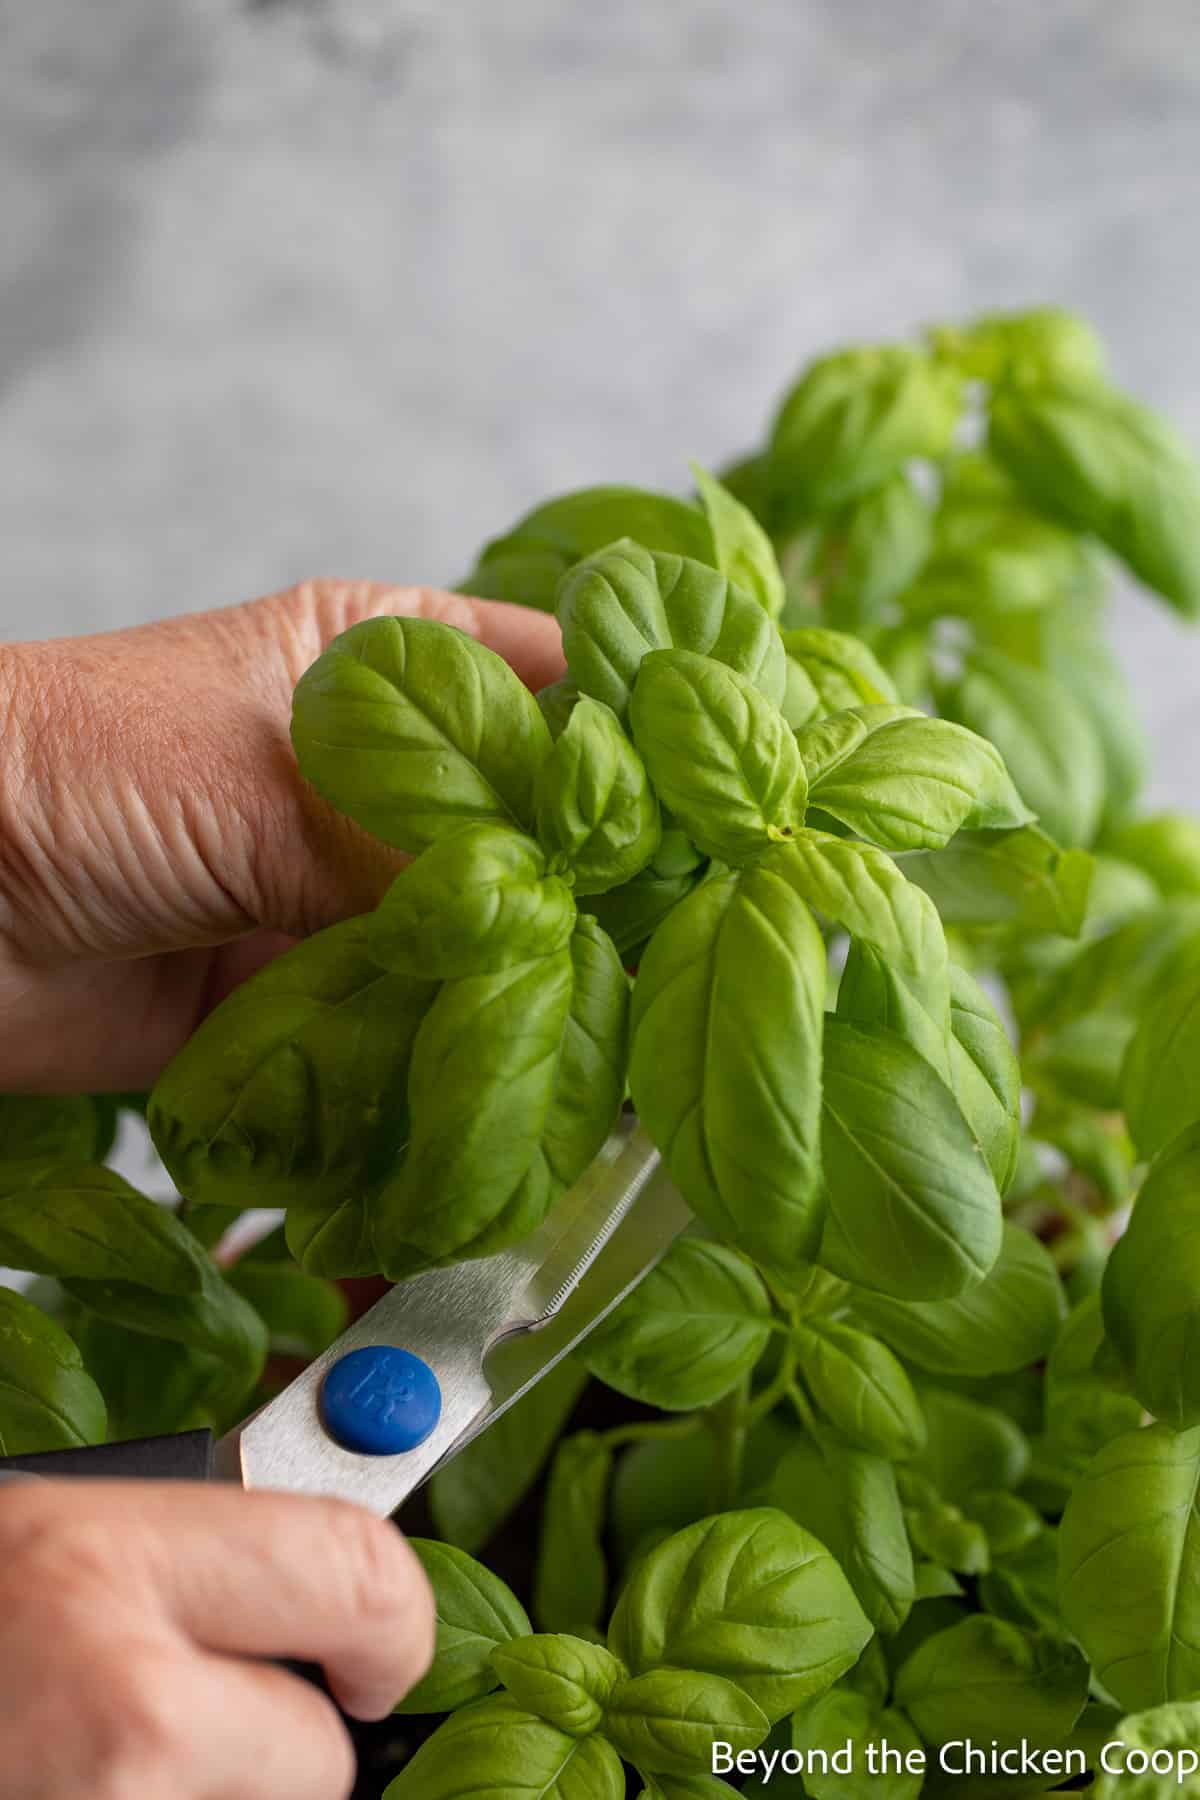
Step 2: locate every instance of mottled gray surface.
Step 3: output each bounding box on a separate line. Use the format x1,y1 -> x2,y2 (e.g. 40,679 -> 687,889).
1,0 -> 1197,801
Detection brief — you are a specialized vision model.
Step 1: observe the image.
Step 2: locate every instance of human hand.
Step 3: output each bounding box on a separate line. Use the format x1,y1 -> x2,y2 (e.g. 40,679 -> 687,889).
0,581 -> 564,1090
0,1477 -> 434,1800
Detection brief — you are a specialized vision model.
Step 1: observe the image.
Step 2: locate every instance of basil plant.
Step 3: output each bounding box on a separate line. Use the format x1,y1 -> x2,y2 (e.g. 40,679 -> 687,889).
5,305 -> 1200,1798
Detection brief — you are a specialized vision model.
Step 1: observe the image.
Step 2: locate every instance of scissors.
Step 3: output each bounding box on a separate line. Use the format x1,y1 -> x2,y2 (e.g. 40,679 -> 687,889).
0,1118 -> 690,1508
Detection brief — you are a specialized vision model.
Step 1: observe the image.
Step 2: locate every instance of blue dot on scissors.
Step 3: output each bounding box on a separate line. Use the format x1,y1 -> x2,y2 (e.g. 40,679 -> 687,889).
320,1346 -> 442,1455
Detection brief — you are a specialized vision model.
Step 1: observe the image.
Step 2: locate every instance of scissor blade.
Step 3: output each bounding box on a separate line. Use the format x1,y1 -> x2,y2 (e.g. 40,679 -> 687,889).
216,1128 -> 688,1513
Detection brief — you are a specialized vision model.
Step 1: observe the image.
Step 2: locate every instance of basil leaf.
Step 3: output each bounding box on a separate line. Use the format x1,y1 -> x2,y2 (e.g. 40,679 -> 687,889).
973,1490 -> 1044,1559
292,616 -> 552,851
805,712 -> 1032,853
1093,1702 -> 1200,1798
397,1540 -> 531,1716
908,1384 -> 1029,1505
848,1222 -> 1064,1378
900,490 -> 1093,622
0,1164 -> 206,1296
772,831 -> 948,985
777,473 -> 933,631
534,1431 -> 612,1638
224,1259 -> 348,1359
767,346 -> 962,507
939,648 -> 1106,847
894,1615 -> 1088,1751
935,306 -> 1107,386
1108,813 -> 1200,899
978,1530 -> 1063,1636
1121,931 -> 1200,1159
534,697 -> 661,894
538,676 -> 580,737
430,1357 -> 588,1555
793,1317 -> 925,1459
384,1694 -> 625,1799
904,1495 -> 989,1577
611,1431 -> 719,1567
836,939 -> 952,1087
794,705 -> 923,787
149,916 -> 435,1217
558,540 -> 787,725
376,918 -> 627,1275
629,866 -> 826,1272
0,1095 -> 107,1175
68,1317 -> 226,1440
581,867 -> 701,959
901,825 -> 1093,937
607,1507 -> 872,1724
463,485 -> 714,611
640,1778 -> 741,1800
582,1237 -> 773,1411
990,380 -> 1200,618
691,462 -> 785,618
604,1667 -> 769,1778
0,1287 -> 106,1454
629,651 -> 805,864
780,627 -> 899,716
763,1437 -> 914,1635
1044,626 -> 1148,834
1102,1124 -> 1200,1427
370,827 -> 575,975
1060,1422 -> 1200,1710
491,1637 -> 625,1737
946,965 -> 1023,1194
791,1686 -> 924,1800
818,1020 -> 1003,1301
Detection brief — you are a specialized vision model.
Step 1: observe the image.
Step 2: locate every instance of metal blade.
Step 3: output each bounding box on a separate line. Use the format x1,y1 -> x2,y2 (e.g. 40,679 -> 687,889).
216,1124 -> 690,1512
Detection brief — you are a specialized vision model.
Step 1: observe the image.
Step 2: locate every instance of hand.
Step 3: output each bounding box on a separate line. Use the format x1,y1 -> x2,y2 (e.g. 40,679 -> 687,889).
0,580 -> 564,1091
0,1477 -> 435,1800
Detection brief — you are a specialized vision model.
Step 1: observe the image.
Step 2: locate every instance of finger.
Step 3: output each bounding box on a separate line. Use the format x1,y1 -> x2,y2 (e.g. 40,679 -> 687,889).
79,1484 -> 435,1719
185,1653 -> 358,1800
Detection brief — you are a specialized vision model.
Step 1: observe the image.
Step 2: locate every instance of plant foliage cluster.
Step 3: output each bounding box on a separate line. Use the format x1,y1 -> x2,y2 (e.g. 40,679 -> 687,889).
4,307 -> 1200,1795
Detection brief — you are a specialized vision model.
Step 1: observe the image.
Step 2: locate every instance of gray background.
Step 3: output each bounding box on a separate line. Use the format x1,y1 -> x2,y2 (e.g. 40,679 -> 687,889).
1,0 -> 1196,804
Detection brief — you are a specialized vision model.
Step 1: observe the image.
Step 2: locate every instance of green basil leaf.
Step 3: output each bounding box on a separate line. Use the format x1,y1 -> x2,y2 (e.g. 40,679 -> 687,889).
0,1287 -> 107,1453
292,616 -> 552,851
608,1507 -> 872,1724
818,1020 -> 1003,1301
935,306 -> 1107,386
848,1222 -> 1063,1378
581,867 -> 701,958
0,1164 -> 205,1295
605,1667 -> 768,1779
939,648 -> 1107,847
791,1686 -> 924,1800
894,1615 -> 1088,1751
990,380 -> 1200,618
978,1530 -> 1063,1636
534,1431 -> 612,1638
1102,1124 -> 1200,1427
611,1432 -> 719,1567
901,825 -> 1093,937
762,1437 -> 914,1635
0,1095 -> 107,1175
900,491 -> 1094,622
915,1564 -> 965,1601
972,1490 -> 1044,1559
767,346 -> 962,507
1027,1298 -> 1144,1511
558,540 -> 787,726
430,1357 -> 588,1555
835,939 -> 952,1087
376,917 -> 627,1275
904,1497 -> 990,1577
946,965 -> 1023,1195
582,1237 -> 773,1411
149,916 -> 435,1217
1060,1422 -> 1200,1710
224,1259 -> 348,1360
383,1694 -> 625,1799
1121,931 -> 1200,1160
1043,627 -> 1148,834
639,1778 -> 741,1800
538,676 -> 580,737
793,1318 -> 925,1459
629,651 -> 805,865
780,627 -> 899,717
284,1191 -> 376,1278
794,706 -> 923,788
691,462 -> 785,618
1093,1702 -> 1200,1798
535,697 -> 661,894
629,867 -> 826,1272
777,473 -> 933,632
370,827 -> 575,976
805,712 -> 1032,853
491,1636 -> 625,1737
1108,813 -> 1200,899
772,831 -> 948,984
397,1540 -> 531,1716
908,1384 -> 1029,1505
462,485 -> 714,611
68,1317 -> 226,1440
